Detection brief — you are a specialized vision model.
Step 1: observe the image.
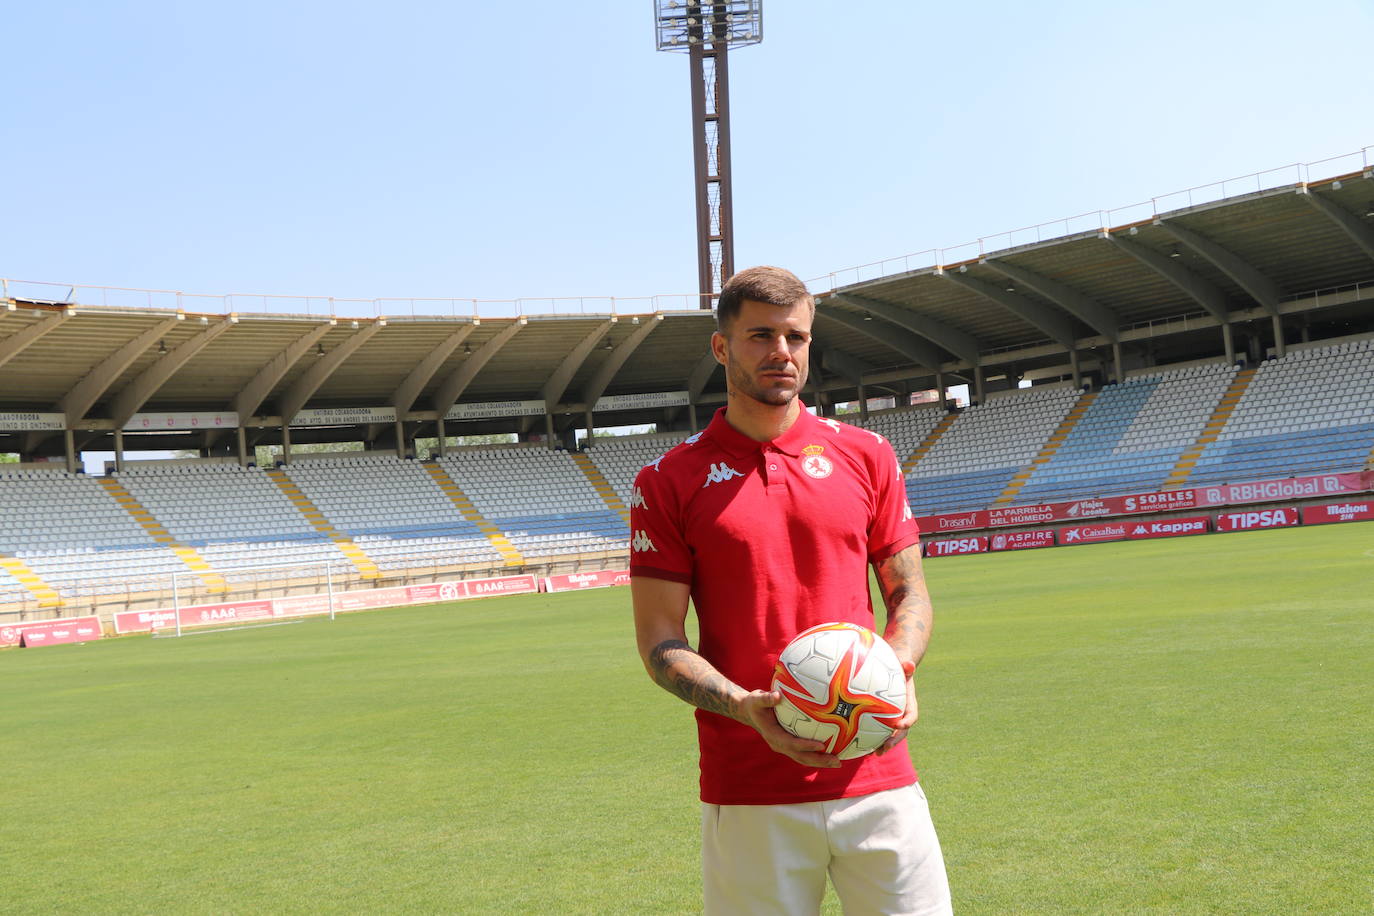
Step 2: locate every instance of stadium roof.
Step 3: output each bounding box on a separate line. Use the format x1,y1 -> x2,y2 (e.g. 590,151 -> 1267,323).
3,159 -> 1374,460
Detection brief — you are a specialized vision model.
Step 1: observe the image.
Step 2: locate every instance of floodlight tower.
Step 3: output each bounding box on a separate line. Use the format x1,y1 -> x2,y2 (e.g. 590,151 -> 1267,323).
655,1 -> 763,308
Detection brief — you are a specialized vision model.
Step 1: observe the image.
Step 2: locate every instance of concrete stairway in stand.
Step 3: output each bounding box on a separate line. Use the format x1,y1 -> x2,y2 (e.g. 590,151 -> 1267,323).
994,390 -> 1098,505
421,463 -> 526,567
0,555 -> 62,608
264,469 -> 380,579
1160,367 -> 1256,490
571,452 -> 629,525
901,412 -> 959,475
98,478 -> 228,593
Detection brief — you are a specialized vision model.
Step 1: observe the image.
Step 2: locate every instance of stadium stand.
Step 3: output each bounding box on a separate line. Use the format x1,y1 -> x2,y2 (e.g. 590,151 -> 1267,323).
1185,339 -> 1374,485
904,386 -> 1082,516
0,468 -> 184,601
583,432 -> 691,505
0,563 -> 28,607
437,448 -> 625,559
281,456 -> 503,571
1012,363 -> 1238,503
858,406 -> 945,471
114,462 -> 354,575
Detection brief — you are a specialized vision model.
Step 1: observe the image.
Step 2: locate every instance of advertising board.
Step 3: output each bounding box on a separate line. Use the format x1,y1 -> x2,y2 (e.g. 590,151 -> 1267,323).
1214,508 -> 1300,532
924,536 -> 989,557
0,616 -> 104,648
1301,500 -> 1374,525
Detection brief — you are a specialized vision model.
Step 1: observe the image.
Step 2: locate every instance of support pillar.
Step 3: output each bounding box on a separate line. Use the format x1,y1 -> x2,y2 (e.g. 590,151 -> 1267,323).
64,429 -> 76,474
236,426 -> 248,467
1222,323 -> 1236,365
1069,349 -> 1082,389
394,419 -> 406,458
973,366 -> 985,406
935,370 -> 947,411
113,429 -> 125,473
435,417 -> 447,458
584,410 -> 595,448
1271,314 -> 1286,359
857,382 -> 868,424
281,425 -> 292,465
688,402 -> 699,433
1111,342 -> 1124,384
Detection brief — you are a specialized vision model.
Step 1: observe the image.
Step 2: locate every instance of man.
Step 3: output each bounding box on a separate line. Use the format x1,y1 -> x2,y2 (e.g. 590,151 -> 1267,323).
630,265 -> 951,914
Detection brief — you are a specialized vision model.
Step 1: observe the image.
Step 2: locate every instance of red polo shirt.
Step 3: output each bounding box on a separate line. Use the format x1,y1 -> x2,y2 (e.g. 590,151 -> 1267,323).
630,405 -> 923,805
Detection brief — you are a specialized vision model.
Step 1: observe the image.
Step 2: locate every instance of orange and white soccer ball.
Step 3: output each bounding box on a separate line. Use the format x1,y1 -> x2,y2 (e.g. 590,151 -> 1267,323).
771,622 -> 907,760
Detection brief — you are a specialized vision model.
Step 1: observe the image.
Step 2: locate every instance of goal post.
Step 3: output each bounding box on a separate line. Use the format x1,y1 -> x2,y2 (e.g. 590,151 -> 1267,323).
161,559 -> 343,638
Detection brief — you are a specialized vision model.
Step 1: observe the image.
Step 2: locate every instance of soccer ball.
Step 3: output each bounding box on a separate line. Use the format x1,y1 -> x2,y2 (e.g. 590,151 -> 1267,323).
771,622 -> 907,760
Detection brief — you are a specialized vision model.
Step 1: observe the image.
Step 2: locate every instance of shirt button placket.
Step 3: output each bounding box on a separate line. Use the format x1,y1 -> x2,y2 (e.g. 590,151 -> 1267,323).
764,448 -> 781,487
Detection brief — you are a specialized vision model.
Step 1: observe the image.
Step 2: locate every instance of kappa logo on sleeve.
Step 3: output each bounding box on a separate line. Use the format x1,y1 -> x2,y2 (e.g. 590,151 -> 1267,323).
644,454 -> 666,472
684,431 -> 703,445
703,462 -> 744,488
629,486 -> 647,509
631,530 -> 657,553
818,417 -> 841,434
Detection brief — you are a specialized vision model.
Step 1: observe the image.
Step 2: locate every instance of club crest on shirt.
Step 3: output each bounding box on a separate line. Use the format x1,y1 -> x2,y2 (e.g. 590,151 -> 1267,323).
800,444 -> 833,479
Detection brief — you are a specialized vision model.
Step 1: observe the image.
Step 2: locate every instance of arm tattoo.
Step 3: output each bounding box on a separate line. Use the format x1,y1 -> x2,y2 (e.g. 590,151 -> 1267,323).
647,639 -> 742,721
875,547 -> 933,666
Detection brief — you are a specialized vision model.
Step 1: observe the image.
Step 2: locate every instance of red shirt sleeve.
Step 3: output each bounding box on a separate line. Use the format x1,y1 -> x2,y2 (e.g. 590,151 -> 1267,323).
628,457 -> 693,585
866,435 -> 922,562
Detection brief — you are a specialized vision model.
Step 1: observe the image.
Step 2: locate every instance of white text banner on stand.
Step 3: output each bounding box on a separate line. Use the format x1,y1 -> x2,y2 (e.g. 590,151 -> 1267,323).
294,406 -> 397,426
0,412 -> 65,431
446,400 -> 547,421
125,412 -> 240,431
593,391 -> 689,412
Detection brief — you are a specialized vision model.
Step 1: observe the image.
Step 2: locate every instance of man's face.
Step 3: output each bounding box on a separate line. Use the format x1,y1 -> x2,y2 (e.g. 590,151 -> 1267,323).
712,298 -> 812,407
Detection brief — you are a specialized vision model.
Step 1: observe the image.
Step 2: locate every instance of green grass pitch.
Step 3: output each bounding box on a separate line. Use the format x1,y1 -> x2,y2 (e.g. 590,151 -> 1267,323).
3,523 -> 1372,913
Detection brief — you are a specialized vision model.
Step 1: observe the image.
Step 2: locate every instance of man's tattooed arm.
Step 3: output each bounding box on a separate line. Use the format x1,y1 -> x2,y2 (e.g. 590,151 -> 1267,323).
874,543 -> 933,671
646,638 -> 746,723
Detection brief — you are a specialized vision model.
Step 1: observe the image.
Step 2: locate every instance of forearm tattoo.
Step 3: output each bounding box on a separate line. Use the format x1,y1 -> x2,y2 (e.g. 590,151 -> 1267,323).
876,548 -> 933,666
647,639 -> 741,720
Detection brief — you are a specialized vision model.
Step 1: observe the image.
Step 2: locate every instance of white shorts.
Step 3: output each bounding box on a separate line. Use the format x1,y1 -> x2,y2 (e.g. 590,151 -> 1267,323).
701,783 -> 951,915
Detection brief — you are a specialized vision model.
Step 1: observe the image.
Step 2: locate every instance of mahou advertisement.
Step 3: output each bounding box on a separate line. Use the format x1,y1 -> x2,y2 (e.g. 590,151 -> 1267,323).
1302,500 -> 1374,525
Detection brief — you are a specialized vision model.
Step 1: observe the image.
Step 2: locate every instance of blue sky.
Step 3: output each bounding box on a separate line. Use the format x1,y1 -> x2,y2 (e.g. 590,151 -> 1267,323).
4,0 -> 1373,307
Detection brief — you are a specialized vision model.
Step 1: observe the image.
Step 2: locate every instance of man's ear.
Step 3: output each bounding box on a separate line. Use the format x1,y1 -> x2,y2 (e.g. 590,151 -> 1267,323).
710,330 -> 728,367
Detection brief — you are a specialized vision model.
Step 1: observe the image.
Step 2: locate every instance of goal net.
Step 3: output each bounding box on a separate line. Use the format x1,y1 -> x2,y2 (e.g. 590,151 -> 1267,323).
155,559 -> 344,638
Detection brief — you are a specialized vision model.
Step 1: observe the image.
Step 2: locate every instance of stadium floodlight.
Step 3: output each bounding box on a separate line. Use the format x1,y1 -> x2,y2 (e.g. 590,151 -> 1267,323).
654,0 -> 762,50
655,1 -> 763,308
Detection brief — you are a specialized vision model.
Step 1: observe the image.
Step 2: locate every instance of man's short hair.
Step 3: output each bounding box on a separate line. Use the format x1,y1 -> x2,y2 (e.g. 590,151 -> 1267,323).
716,266 -> 815,331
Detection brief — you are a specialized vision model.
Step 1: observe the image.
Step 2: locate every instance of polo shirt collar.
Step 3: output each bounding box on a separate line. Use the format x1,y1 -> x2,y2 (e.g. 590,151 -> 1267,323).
705,402 -> 819,458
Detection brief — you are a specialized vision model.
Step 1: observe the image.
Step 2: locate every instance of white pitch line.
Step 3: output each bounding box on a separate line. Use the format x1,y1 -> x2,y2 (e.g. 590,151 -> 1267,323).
152,620 -> 306,638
